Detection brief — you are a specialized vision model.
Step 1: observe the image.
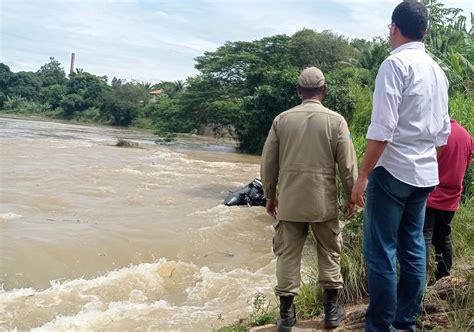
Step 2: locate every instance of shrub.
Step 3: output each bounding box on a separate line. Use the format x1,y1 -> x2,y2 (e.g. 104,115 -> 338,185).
130,117 -> 154,129
2,95 -> 51,114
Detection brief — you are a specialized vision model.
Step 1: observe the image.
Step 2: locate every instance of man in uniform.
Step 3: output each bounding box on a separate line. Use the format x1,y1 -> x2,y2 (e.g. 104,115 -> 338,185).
261,66 -> 358,330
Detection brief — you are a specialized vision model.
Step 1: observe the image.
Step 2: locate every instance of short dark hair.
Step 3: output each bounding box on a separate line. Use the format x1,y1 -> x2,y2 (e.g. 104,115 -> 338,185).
392,1 -> 428,40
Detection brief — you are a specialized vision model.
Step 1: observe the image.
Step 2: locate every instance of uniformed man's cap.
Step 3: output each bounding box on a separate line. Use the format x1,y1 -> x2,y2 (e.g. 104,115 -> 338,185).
298,67 -> 325,88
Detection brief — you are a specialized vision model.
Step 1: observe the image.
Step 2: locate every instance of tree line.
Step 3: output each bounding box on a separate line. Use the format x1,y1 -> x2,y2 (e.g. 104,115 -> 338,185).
0,0 -> 472,155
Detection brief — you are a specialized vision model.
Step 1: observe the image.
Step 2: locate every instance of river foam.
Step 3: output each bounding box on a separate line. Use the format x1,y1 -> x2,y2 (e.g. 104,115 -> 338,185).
0,258 -> 275,330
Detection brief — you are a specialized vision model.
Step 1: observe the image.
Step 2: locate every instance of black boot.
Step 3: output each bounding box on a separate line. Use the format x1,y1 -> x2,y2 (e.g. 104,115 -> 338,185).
277,296 -> 296,332
323,288 -> 345,329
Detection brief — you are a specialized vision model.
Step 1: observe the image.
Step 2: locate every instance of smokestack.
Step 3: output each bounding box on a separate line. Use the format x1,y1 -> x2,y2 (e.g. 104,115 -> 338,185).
70,53 -> 76,75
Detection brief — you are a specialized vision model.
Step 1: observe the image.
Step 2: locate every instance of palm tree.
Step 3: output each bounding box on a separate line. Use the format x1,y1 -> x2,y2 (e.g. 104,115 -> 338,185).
423,0 -> 474,92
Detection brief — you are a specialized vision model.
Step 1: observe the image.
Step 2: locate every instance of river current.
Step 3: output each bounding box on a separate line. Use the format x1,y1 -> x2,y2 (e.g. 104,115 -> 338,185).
0,117 -> 278,330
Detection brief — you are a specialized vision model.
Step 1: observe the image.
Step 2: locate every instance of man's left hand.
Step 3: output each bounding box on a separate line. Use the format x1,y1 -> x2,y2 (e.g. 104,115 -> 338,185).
266,198 -> 278,219
343,200 -> 357,219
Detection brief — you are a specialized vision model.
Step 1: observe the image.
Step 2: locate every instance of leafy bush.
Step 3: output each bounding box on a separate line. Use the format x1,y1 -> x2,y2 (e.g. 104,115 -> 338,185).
73,107 -> 102,122
2,95 -> 51,114
130,117 -> 154,129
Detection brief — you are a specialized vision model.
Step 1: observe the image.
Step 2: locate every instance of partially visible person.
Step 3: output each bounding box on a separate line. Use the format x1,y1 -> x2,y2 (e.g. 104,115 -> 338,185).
424,119 -> 473,281
261,66 -> 357,331
350,1 -> 450,331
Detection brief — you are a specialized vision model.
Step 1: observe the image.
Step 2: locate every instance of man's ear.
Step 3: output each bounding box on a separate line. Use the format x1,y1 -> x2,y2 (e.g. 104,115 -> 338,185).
297,85 -> 302,99
322,84 -> 328,99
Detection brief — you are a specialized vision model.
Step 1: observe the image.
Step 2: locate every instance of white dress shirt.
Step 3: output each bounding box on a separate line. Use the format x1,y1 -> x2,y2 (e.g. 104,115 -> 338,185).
367,41 -> 450,187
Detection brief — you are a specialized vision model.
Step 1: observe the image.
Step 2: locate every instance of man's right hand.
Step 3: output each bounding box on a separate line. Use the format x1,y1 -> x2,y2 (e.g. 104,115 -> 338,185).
266,198 -> 278,219
351,175 -> 368,208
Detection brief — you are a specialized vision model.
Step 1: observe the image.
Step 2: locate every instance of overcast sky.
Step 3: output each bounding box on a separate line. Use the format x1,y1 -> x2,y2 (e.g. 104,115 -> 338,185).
1,0 -> 472,84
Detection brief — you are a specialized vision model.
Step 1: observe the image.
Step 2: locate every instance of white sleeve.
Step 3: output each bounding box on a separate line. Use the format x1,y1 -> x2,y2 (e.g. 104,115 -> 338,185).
435,112 -> 451,147
366,58 -> 404,142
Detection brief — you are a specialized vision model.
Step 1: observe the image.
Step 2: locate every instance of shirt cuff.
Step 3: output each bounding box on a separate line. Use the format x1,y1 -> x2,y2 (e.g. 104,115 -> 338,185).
366,122 -> 394,142
435,135 -> 449,147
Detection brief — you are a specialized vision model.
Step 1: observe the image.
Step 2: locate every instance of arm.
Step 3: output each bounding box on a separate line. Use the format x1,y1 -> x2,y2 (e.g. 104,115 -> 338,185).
351,140 -> 388,207
260,120 -> 279,218
335,119 -> 358,218
351,59 -> 402,207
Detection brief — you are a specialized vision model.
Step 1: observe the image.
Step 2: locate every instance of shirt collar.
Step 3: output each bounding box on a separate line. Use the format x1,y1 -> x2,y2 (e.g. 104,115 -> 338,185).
390,41 -> 425,55
302,98 -> 322,105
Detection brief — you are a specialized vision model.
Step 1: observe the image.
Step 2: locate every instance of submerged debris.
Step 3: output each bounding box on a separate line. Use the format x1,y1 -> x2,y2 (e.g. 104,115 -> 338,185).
115,139 -> 140,148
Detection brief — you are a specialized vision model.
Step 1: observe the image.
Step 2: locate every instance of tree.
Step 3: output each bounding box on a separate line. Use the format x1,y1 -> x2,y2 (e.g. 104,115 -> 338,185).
236,67 -> 300,153
38,57 -> 67,87
6,71 -> 42,101
111,77 -> 123,88
423,0 -> 468,55
149,94 -> 187,134
61,71 -> 109,117
0,63 -> 13,108
290,29 -> 354,72
59,93 -> 84,116
100,82 -> 150,126
195,35 -> 292,96
423,0 -> 474,92
0,63 -> 13,90
351,38 -> 390,75
40,84 -> 66,109
153,80 -> 186,98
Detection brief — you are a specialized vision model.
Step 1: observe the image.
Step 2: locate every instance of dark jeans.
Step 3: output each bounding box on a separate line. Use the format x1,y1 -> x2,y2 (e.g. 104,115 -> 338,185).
363,167 -> 433,332
423,207 -> 454,281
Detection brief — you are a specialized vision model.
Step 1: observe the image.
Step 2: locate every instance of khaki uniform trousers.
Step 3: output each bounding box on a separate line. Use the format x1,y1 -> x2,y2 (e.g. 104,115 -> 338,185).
273,218 -> 343,297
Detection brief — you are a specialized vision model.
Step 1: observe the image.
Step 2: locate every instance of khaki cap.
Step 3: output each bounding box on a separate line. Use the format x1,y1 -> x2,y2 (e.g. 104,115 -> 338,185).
298,66 -> 325,88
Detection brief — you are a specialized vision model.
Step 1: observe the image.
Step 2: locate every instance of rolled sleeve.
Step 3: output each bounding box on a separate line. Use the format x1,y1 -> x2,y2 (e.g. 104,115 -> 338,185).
435,113 -> 451,147
366,122 -> 395,142
367,58 -> 403,143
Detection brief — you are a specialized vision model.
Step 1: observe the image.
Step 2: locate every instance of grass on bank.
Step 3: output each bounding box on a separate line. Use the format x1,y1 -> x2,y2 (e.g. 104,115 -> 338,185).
216,293 -> 278,332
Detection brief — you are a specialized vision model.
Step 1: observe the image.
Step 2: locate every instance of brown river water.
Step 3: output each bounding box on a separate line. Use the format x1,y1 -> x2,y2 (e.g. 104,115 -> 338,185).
0,117 -> 280,330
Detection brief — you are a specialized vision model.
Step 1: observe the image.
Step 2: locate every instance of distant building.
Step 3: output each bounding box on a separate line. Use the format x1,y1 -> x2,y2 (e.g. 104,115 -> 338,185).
149,89 -> 164,95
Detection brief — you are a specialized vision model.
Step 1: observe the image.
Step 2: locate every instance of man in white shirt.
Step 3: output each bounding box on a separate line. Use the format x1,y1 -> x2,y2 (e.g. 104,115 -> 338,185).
351,1 -> 450,331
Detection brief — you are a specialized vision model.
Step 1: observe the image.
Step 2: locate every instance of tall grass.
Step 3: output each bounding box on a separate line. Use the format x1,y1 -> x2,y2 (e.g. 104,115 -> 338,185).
449,92 -> 474,134
450,92 -> 474,201
451,203 -> 474,264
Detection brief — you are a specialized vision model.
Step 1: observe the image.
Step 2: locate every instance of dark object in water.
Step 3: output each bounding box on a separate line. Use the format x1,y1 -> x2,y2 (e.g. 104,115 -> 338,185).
224,178 -> 266,206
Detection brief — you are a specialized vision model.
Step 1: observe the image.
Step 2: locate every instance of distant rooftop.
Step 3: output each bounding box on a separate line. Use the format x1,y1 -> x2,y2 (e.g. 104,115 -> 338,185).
149,89 -> 164,95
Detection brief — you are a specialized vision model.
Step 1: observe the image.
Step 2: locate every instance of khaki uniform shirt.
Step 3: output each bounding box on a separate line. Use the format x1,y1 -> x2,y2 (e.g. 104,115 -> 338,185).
260,98 -> 357,222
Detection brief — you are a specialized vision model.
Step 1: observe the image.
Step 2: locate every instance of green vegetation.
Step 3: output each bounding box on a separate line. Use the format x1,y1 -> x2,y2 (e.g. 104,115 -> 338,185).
0,0 -> 472,330
216,293 -> 278,332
